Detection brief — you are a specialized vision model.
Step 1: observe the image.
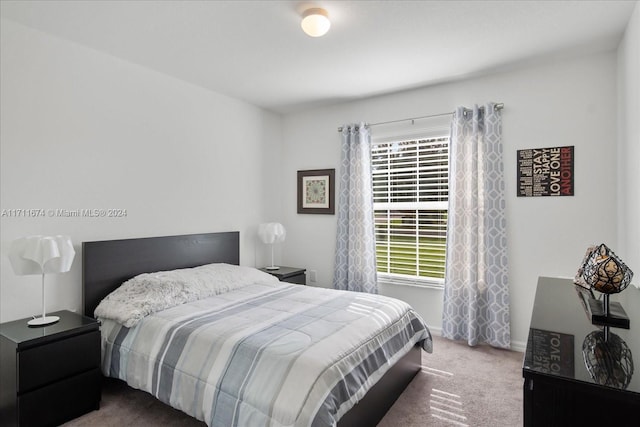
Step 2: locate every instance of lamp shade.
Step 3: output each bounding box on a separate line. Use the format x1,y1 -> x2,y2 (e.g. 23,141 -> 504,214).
9,235 -> 75,326
258,223 -> 286,244
9,235 -> 75,275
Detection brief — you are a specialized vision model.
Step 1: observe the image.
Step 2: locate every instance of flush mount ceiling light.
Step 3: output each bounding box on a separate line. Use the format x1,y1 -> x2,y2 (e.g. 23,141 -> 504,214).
301,8 -> 331,37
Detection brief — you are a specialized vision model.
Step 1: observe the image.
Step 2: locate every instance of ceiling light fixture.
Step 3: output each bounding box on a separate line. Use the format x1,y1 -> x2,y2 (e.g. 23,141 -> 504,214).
301,8 -> 330,37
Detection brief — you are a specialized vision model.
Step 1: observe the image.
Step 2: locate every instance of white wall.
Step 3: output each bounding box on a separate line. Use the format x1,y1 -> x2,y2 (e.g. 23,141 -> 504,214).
0,20 -> 282,322
282,51 -> 619,349
618,2 -> 640,295
1,13 -> 632,350
617,1 -> 640,366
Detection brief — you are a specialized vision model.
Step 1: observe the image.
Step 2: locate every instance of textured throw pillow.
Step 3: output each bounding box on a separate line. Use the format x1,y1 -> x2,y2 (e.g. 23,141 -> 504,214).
94,263 -> 279,327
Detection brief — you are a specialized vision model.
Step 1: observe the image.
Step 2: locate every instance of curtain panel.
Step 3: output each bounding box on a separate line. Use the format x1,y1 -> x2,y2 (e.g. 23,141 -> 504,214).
442,104 -> 511,348
333,124 -> 378,294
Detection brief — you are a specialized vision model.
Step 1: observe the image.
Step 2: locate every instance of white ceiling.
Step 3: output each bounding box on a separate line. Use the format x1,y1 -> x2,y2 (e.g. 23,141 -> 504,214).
1,1 -> 636,114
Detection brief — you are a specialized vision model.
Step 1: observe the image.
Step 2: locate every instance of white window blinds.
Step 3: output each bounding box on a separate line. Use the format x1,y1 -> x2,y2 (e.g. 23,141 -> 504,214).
372,136 -> 449,285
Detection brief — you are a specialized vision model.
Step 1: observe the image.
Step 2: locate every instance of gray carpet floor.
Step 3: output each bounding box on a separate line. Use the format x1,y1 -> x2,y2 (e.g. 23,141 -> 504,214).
64,335 -> 524,427
378,335 -> 524,427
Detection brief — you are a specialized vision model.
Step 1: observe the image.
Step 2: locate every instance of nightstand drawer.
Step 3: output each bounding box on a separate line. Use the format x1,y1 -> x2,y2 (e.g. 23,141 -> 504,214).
283,272 -> 306,284
19,368 -> 101,427
18,330 -> 100,393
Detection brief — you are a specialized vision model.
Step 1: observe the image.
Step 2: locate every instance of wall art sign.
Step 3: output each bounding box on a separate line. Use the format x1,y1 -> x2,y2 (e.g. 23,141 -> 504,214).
297,169 -> 335,214
517,146 -> 574,197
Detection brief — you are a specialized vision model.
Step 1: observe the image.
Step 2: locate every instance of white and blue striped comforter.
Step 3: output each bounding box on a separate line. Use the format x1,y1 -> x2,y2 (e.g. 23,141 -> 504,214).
100,282 -> 431,427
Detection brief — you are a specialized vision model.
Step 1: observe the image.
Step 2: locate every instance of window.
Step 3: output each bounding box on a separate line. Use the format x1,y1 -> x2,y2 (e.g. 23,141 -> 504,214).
372,135 -> 449,287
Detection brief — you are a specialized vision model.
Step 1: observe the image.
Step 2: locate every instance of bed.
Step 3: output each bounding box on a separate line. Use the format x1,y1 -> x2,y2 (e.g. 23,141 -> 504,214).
82,231 -> 431,427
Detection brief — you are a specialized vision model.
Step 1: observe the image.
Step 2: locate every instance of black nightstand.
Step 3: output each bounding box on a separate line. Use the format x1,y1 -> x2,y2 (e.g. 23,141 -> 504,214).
0,310 -> 101,427
260,266 -> 306,285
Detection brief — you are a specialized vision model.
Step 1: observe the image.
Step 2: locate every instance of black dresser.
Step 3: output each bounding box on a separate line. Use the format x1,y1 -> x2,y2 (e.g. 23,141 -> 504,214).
523,277 -> 640,426
0,310 -> 101,426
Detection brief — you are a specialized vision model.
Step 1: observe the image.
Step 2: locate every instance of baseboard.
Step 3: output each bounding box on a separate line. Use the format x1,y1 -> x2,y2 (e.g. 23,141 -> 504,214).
427,326 -> 442,336
427,325 -> 526,353
510,340 -> 526,353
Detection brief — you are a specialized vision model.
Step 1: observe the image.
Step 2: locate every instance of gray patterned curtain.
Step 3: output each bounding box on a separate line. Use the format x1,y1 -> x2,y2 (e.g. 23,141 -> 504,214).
333,123 -> 378,293
442,104 -> 510,348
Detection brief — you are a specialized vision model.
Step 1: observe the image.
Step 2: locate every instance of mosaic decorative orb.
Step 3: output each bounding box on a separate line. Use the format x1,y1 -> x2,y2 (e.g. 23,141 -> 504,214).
580,244 -> 633,294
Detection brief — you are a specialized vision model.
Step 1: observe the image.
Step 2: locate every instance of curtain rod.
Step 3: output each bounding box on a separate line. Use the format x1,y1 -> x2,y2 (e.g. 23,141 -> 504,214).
337,102 -> 504,132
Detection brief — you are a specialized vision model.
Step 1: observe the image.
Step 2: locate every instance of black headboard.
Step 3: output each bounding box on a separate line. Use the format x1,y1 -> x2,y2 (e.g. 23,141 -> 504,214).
82,231 -> 240,318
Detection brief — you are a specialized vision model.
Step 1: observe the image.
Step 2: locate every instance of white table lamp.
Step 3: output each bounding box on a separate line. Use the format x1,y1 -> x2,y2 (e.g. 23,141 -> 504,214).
258,223 -> 286,270
8,235 -> 75,326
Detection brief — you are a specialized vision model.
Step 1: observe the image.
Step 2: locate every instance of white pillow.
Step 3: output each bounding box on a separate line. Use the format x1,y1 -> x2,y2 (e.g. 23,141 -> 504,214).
94,263 -> 279,328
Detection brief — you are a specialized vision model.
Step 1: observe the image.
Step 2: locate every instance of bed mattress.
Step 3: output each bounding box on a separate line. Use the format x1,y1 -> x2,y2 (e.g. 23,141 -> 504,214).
97,265 -> 431,427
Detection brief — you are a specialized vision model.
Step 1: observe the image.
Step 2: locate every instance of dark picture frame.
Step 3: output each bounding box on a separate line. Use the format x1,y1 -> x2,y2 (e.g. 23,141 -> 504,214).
297,169 -> 335,214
